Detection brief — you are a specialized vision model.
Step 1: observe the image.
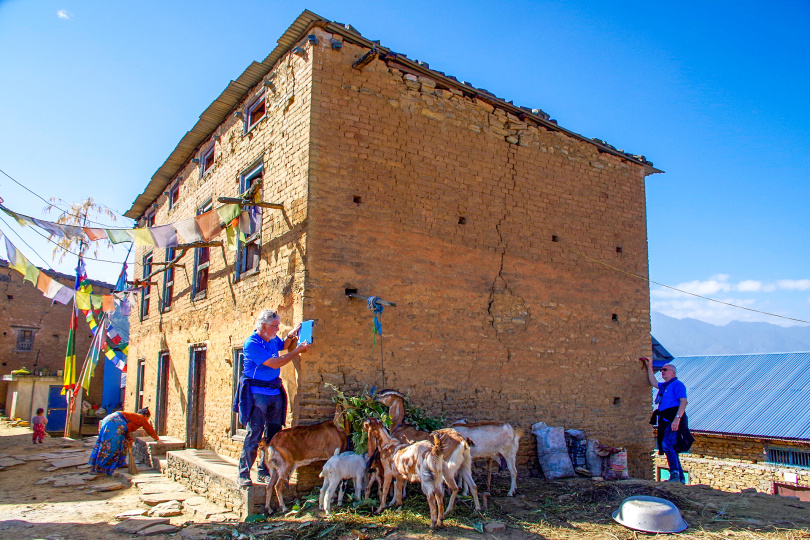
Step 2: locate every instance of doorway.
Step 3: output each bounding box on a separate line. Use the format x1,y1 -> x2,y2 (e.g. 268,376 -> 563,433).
155,352 -> 170,436
186,346 -> 206,449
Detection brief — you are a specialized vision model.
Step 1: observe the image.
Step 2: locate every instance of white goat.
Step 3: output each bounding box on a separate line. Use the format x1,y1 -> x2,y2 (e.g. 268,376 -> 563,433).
450,420 -> 521,496
318,449 -> 367,515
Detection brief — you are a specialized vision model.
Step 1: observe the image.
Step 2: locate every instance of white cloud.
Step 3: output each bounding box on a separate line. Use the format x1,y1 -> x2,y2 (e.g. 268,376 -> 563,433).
736,280 -> 762,292
57,10 -> 72,20
776,279 -> 810,291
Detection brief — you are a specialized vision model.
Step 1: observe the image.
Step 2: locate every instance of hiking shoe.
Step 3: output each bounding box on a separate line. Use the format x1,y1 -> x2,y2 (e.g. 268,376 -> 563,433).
237,477 -> 253,487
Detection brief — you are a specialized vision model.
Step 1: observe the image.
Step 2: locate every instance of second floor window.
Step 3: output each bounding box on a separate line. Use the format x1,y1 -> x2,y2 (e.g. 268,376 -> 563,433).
141,252 -> 153,319
193,202 -> 211,298
245,91 -> 266,132
162,247 -> 175,311
168,181 -> 180,210
236,163 -> 263,278
16,329 -> 35,351
200,144 -> 215,177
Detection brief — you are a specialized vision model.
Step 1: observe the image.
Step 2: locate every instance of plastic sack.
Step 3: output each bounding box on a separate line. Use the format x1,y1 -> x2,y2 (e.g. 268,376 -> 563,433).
565,429 -> 587,469
585,439 -> 603,477
603,448 -> 629,480
532,422 -> 575,479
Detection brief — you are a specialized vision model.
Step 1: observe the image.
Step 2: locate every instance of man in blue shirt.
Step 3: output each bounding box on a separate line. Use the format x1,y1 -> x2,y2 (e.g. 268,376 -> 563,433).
644,358 -> 688,483
236,310 -> 310,487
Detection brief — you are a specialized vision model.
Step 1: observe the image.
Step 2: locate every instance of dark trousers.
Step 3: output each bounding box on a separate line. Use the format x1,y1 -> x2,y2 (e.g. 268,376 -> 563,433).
661,422 -> 683,482
238,392 -> 285,480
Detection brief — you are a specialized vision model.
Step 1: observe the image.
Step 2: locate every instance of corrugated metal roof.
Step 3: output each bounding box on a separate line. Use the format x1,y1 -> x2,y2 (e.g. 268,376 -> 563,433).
125,10 -> 661,219
663,353 -> 810,441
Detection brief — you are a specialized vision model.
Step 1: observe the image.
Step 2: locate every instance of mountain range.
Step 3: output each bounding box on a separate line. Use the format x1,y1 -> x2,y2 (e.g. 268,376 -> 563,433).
650,312 -> 810,357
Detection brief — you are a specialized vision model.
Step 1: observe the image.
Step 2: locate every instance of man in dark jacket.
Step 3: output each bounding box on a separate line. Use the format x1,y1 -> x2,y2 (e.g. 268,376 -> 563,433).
644,358 -> 689,483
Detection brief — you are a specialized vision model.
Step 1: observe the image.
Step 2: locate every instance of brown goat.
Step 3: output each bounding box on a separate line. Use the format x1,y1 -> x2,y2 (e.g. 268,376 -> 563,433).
259,419 -> 347,512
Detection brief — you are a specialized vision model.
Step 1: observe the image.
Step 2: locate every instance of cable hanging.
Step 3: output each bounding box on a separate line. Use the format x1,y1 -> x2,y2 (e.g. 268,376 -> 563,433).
557,242 -> 810,325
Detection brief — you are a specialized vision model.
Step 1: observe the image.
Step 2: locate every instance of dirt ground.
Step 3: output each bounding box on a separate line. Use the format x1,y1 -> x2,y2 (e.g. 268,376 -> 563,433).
1,421 -> 809,540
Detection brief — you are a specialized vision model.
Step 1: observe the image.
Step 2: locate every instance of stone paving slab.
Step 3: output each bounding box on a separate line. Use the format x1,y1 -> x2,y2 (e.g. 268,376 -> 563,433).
116,509 -> 148,520
48,454 -> 91,469
0,457 -> 26,467
140,491 -> 193,505
138,523 -> 179,536
113,516 -> 170,534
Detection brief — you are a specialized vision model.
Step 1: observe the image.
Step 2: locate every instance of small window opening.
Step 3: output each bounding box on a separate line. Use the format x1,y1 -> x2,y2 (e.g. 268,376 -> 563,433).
353,196 -> 362,204
551,235 -> 559,242
616,246 -> 623,253
6,295 -> 12,300
613,397 -> 622,406
611,314 -> 618,322
458,217 -> 467,225
345,288 -> 358,296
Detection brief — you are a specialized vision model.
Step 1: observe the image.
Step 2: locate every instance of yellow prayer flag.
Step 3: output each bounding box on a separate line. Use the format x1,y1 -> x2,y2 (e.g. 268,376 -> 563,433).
75,291 -> 92,310
131,228 -> 156,246
90,294 -> 103,310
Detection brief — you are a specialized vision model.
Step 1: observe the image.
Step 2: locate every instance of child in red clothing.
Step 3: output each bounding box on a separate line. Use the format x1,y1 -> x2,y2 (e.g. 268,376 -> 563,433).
32,408 -> 47,444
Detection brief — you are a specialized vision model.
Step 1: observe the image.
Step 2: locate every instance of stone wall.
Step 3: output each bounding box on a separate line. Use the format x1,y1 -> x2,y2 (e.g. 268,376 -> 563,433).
126,38 -> 313,458
653,432 -> 810,492
300,29 -> 654,477
0,261 -> 111,407
127,23 -> 655,478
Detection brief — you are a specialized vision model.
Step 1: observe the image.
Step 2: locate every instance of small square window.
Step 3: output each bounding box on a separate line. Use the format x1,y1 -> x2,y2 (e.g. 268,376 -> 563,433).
144,211 -> 156,228
168,182 -> 180,210
245,92 -> 266,132
200,144 -> 215,177
16,329 -> 35,351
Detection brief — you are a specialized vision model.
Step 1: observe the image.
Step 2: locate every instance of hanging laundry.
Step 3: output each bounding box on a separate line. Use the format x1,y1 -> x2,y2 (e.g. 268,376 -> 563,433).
175,217 -> 203,243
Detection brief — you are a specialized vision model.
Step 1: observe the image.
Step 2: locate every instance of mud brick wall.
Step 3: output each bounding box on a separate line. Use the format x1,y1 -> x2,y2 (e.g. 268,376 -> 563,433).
299,29 -> 653,478
126,41 -> 313,458
127,24 -> 655,479
653,433 -> 810,492
0,262 -> 111,407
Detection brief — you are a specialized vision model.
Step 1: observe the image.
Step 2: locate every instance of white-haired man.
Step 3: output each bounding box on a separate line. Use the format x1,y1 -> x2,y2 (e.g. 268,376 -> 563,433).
234,309 -> 310,487
644,358 -> 688,483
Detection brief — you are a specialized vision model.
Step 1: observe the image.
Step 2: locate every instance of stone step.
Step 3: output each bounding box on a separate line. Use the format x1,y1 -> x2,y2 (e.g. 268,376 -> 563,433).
163,449 -> 265,519
132,436 -> 185,470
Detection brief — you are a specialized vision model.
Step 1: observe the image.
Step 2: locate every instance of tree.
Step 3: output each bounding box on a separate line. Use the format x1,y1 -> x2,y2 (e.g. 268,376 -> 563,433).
44,197 -> 119,262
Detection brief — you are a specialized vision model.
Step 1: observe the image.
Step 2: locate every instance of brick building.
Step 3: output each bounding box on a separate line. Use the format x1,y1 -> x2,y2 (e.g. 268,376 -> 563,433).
124,11 -> 660,477
0,259 -> 115,418
652,353 -> 810,500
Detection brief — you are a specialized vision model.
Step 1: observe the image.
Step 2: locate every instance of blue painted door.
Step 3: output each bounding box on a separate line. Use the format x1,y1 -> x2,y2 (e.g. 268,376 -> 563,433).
46,385 -> 68,433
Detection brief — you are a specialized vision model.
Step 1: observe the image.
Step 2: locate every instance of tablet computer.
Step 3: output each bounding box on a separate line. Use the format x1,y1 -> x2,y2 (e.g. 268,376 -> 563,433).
298,320 -> 314,345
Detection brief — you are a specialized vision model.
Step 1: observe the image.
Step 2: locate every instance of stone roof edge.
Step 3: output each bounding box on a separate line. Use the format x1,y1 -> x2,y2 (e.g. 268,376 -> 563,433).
125,10 -> 661,219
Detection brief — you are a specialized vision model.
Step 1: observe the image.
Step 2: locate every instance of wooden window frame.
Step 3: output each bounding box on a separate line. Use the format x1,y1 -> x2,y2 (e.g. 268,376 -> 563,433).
161,247 -> 175,312
192,201 -> 211,299
230,348 -> 246,440
15,328 -> 35,351
135,358 -> 146,411
235,163 -> 263,280
141,251 -> 153,320
244,91 -> 267,133
200,143 -> 215,178
168,181 -> 180,210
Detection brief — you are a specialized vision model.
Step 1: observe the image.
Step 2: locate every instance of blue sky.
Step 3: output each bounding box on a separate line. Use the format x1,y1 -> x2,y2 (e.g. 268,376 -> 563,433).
0,0 -> 808,327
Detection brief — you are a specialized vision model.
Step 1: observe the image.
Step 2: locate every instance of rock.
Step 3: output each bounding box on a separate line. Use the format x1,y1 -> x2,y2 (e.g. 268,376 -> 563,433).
90,482 -> 125,492
116,509 -> 149,520
137,523 -> 179,536
0,457 -> 26,467
148,500 -> 183,517
0,519 -> 35,529
484,521 -> 507,533
49,455 -> 91,469
54,475 -> 86,487
181,526 -> 213,540
140,491 -> 192,505
113,517 -> 170,534
182,496 -> 208,506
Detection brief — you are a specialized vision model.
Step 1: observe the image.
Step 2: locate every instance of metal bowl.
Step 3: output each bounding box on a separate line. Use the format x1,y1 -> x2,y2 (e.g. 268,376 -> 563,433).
612,495 -> 688,533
